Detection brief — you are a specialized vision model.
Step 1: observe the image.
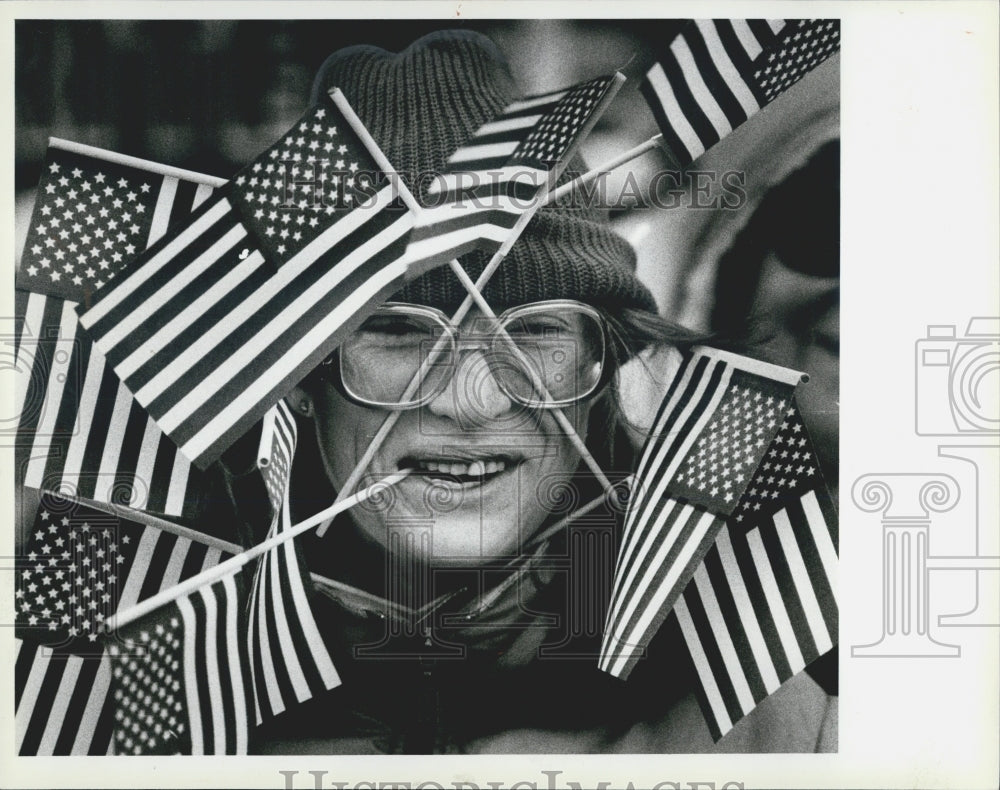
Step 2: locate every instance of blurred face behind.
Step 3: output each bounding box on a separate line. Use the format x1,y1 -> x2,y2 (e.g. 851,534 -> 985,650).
294,307 -> 594,565
747,252 -> 840,495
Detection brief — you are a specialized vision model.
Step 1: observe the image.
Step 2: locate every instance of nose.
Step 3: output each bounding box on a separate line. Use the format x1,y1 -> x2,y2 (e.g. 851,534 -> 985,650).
425,348 -> 515,423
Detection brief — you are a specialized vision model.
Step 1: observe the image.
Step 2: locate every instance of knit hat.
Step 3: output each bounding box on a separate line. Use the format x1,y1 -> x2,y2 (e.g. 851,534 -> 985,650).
310,29 -> 657,315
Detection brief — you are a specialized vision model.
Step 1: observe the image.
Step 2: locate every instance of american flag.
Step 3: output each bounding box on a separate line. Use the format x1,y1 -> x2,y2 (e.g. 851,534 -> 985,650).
12,140 -> 225,516
107,570 -> 253,755
641,19 -> 840,166
599,346 -> 804,679
404,74 -> 623,275
14,491 -> 237,755
77,91 -> 415,469
247,400 -> 341,723
17,138 -> 223,303
672,404 -> 838,740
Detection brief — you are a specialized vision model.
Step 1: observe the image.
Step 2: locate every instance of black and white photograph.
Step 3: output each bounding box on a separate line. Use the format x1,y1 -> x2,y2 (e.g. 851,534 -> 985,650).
2,3 -> 997,789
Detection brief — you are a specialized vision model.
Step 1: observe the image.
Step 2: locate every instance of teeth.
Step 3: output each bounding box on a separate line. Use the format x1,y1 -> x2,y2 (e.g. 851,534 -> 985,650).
415,459 -> 507,476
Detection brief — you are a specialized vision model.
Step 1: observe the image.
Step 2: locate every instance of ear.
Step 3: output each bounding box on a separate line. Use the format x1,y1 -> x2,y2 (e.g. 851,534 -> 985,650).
288,384 -> 315,418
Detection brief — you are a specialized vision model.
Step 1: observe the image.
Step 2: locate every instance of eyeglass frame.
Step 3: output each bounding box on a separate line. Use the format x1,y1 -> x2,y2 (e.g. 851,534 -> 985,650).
318,299 -> 615,411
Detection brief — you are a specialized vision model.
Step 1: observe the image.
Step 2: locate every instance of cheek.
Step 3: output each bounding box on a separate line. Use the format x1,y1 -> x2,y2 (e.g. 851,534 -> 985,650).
311,388 -> 379,488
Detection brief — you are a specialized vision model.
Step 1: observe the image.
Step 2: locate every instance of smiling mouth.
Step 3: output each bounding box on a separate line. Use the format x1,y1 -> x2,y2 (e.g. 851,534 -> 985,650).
400,455 -> 517,486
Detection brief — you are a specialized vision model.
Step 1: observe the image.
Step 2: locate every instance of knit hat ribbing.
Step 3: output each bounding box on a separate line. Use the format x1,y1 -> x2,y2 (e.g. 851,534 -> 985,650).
311,29 -> 657,315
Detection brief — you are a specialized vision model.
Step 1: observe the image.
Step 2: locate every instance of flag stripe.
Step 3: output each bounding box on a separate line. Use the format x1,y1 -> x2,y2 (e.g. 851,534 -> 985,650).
715,20 -> 758,77
607,509 -> 722,677
713,528 -> 781,693
657,41 -> 720,156
201,545 -> 224,572
168,179 -> 201,230
115,249 -> 268,380
674,599 -> 732,739
176,594 -> 204,755
731,20 -> 765,59
728,520 -> 794,680
696,20 -> 760,118
132,418 -> 163,509
78,196 -> 233,327
36,654 -> 84,755
154,209 -> 406,424
801,490 -> 839,608
93,210 -> 249,352
15,641 -> 49,752
641,64 -> 704,167
23,301 -> 78,489
702,541 -> 770,700
757,514 -> 819,662
266,541 -> 312,702
17,648 -> 60,755
448,140 -> 523,164
746,528 -> 806,670
71,654 -> 112,755
116,527 -> 161,610
222,574 -> 249,754
163,447 -> 193,515
59,349 -> 106,496
692,563 -> 756,713
99,222 -> 249,350
14,638 -> 31,710
279,500 -> 341,689
611,358 -> 728,601
54,652 -> 104,754
502,88 -> 569,114
198,584 -> 226,754
176,234 -> 409,464
92,381 -> 134,502
192,182 -> 216,210
251,556 -> 285,717
149,175 -> 179,245
113,385 -> 151,500
136,530 -> 180,603
161,535 -> 193,591
672,32 -> 734,141
774,507 -> 833,655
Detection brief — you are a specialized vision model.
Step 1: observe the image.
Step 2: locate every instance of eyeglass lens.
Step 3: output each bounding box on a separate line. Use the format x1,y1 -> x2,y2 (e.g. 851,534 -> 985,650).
339,305 -> 605,408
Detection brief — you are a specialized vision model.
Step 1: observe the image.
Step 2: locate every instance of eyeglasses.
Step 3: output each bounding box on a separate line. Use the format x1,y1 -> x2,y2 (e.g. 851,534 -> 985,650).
322,300 -> 609,410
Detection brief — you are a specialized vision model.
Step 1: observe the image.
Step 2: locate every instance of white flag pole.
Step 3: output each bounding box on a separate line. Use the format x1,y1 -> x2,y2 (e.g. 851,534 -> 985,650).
540,133 -> 664,208
324,75 -> 628,528
107,470 -> 410,631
